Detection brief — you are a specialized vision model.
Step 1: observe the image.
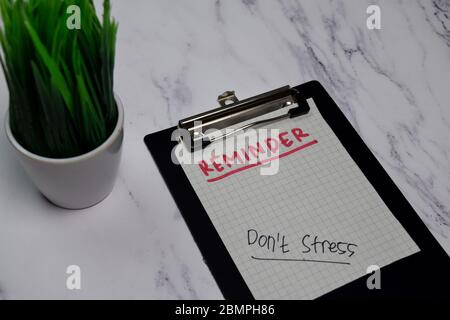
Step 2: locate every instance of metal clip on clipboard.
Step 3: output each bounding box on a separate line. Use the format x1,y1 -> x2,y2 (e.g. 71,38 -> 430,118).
178,85 -> 310,151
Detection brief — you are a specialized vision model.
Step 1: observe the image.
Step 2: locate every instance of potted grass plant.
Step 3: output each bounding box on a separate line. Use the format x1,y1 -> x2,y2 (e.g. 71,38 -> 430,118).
0,0 -> 123,209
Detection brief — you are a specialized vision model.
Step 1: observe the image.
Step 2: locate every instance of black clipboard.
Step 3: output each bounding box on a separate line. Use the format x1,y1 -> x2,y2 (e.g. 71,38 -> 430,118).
144,81 -> 450,299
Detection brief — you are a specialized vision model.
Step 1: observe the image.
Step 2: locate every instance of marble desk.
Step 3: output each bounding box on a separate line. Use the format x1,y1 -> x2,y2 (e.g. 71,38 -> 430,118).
0,0 -> 449,299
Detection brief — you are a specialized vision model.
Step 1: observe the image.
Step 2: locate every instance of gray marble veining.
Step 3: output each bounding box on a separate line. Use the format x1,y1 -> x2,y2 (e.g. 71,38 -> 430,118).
0,285 -> 5,300
0,0 -> 448,299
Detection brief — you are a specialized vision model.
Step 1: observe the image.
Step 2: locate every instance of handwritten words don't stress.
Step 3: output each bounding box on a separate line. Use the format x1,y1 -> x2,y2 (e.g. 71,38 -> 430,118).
248,229 -> 358,258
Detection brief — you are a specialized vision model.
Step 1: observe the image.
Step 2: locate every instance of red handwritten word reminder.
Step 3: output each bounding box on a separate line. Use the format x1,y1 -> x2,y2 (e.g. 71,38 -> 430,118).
198,127 -> 318,182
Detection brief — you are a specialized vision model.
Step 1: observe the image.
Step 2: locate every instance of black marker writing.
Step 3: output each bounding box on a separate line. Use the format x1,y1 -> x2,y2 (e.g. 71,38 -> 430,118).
247,229 -> 290,254
301,234 -> 358,258
247,228 -> 358,265
251,256 -> 351,265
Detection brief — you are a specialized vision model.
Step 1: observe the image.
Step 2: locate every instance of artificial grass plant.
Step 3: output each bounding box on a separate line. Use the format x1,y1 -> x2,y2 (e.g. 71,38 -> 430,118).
0,0 -> 118,158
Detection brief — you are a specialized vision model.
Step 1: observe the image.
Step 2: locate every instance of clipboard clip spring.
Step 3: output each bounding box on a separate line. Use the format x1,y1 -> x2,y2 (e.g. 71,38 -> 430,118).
178,86 -> 310,151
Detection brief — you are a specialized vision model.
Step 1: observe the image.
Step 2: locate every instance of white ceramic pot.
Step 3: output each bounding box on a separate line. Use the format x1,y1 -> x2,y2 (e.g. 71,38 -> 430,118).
4,96 -> 124,210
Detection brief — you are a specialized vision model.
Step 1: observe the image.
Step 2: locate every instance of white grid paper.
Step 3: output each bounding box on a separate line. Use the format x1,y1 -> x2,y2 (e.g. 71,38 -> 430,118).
178,99 -> 419,299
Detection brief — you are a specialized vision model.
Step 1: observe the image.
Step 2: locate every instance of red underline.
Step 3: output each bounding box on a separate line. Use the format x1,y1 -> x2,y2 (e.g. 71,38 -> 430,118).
206,140 -> 318,183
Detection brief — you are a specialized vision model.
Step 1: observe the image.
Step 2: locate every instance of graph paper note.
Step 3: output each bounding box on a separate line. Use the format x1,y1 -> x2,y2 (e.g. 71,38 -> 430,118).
175,98 -> 419,299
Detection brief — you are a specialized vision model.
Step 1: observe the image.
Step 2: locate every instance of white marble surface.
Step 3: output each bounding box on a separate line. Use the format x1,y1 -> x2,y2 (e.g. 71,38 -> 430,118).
0,0 -> 449,299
